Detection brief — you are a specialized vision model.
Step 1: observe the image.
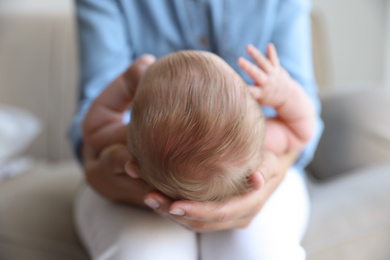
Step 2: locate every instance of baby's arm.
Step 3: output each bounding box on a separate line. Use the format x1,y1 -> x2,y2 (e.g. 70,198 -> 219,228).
238,44 -> 315,154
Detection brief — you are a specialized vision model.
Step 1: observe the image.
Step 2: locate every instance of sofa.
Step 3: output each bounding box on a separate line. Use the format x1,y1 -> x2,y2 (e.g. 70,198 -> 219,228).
1,2 -> 389,259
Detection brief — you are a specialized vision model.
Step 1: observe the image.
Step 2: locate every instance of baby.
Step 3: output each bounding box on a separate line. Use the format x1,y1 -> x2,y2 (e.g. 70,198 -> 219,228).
126,47 -> 315,202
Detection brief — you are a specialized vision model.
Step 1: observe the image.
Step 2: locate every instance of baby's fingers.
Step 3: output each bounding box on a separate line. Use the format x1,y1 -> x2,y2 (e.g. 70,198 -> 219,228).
267,44 -> 279,67
246,44 -> 273,73
248,86 -> 263,104
237,57 -> 268,86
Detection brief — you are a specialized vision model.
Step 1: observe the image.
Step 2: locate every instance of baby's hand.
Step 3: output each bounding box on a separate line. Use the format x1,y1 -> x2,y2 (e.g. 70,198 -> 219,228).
237,44 -> 294,107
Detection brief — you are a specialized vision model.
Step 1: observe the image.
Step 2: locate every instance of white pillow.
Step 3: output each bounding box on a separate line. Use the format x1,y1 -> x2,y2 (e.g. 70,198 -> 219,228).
0,104 -> 41,170
308,89 -> 390,180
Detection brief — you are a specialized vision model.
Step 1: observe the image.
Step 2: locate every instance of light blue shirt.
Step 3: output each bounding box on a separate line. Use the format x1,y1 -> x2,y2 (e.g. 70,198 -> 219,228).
69,0 -> 323,169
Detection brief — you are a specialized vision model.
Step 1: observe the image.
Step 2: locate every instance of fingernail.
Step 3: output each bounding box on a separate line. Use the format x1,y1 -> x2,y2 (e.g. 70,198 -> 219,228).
144,199 -> 160,209
169,208 -> 185,216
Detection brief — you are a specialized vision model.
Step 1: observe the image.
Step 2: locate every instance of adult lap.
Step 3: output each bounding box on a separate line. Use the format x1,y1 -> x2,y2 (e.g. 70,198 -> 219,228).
74,168 -> 308,260
74,183 -> 197,260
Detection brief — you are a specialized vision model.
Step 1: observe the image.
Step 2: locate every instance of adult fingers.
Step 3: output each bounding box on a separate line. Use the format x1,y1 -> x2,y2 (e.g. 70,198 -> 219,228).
144,191 -> 256,232
83,55 -> 156,151
94,54 -> 156,113
83,143 -> 152,204
85,120 -> 128,152
99,144 -> 132,174
165,151 -> 298,231
84,144 -> 131,179
165,153 -> 279,223
237,57 -> 268,86
267,43 -> 280,67
181,153 -> 281,222
143,190 -> 234,222
144,191 -> 173,211
246,44 -> 273,73
143,191 -> 184,224
123,54 -> 156,93
166,189 -> 263,223
82,142 -> 98,162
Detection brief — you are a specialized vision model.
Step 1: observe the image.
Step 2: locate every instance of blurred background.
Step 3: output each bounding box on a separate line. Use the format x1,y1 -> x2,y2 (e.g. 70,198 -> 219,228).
311,0 -> 388,90
0,0 -> 77,161
0,0 -> 389,160
0,1 -> 389,260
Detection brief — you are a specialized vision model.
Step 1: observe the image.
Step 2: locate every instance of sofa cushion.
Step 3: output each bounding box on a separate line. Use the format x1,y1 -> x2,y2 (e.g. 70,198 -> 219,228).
303,163 -> 390,260
308,89 -> 390,180
0,161 -> 89,260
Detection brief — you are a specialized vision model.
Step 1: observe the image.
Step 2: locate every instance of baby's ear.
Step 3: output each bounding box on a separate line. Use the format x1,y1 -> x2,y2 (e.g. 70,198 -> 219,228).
247,171 -> 265,190
125,160 -> 140,179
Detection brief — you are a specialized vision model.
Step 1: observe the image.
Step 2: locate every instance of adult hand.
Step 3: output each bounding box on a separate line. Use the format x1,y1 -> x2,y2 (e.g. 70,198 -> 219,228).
144,150 -> 299,232
82,143 -> 153,208
81,54 -> 156,208
83,54 -> 156,152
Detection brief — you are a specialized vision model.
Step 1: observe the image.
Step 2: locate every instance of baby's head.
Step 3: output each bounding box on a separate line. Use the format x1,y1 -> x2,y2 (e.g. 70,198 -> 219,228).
127,51 -> 265,201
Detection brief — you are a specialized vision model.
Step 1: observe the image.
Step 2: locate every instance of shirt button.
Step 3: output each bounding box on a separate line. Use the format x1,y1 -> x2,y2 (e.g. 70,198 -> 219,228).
199,36 -> 208,46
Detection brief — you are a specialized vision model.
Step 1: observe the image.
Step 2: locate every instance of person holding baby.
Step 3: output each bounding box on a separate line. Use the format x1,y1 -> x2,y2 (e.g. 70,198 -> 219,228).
69,1 -> 323,259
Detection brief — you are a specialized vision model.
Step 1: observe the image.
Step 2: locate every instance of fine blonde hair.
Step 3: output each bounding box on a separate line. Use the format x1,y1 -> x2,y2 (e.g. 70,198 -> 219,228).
127,51 -> 265,201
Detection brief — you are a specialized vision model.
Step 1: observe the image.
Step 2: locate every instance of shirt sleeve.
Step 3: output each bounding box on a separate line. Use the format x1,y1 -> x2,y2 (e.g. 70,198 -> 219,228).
68,0 -> 132,161
271,0 -> 324,169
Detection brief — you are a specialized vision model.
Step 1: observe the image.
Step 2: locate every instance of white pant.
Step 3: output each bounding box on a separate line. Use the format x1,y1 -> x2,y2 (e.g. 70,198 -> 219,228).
74,168 -> 309,260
